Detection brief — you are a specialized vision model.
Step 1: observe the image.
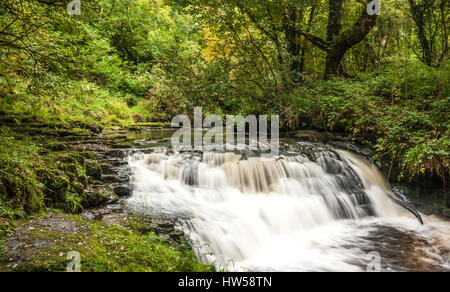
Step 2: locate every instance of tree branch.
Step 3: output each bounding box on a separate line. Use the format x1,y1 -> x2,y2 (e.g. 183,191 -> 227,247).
301,33 -> 331,52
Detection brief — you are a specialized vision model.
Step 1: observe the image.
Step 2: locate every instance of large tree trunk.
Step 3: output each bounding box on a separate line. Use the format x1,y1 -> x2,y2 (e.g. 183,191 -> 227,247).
326,0 -> 344,42
325,51 -> 346,76
302,0 -> 378,79
299,6 -> 317,80
284,6 -> 303,83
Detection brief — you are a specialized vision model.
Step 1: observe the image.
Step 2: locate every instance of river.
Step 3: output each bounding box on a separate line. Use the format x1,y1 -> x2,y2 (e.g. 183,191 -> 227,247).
120,130 -> 450,272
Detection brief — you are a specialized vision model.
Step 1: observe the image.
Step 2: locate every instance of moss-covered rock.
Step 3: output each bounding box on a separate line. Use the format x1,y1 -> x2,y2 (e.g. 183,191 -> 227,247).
82,187 -> 116,209
45,141 -> 67,152
85,160 -> 102,180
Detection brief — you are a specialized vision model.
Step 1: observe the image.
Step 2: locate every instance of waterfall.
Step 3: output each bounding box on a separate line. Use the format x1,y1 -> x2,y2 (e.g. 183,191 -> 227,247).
126,147 -> 449,272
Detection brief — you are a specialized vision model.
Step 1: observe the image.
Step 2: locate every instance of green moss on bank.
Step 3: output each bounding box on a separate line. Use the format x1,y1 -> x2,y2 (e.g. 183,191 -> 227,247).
0,214 -> 214,272
0,126 -> 101,217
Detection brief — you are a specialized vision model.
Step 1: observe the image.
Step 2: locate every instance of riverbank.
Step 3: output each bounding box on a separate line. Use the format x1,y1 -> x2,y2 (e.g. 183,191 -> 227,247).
0,213 -> 213,272
0,116 -> 213,272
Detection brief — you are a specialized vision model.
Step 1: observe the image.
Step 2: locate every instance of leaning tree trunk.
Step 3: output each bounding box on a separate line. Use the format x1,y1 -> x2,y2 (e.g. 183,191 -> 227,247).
302,0 -> 378,79
325,50 -> 346,77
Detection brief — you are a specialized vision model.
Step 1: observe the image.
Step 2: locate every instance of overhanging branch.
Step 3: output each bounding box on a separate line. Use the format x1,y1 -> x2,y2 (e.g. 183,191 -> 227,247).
301,33 -> 331,52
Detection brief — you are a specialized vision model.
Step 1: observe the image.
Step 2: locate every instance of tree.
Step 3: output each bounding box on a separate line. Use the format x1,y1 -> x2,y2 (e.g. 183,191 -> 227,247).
302,0 -> 378,78
172,0 -> 320,89
407,0 -> 448,67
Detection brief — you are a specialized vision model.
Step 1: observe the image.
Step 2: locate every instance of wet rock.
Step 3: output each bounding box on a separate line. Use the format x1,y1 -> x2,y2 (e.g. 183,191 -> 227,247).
85,159 -> 102,180
100,163 -> 115,175
108,159 -> 128,167
83,187 -> 118,208
113,185 -> 132,197
392,187 -> 410,203
102,175 -> 123,183
106,149 -> 126,158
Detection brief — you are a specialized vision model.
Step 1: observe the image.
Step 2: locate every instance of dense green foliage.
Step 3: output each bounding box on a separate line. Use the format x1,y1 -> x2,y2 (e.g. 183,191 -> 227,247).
293,62 -> 449,182
0,1 -> 448,191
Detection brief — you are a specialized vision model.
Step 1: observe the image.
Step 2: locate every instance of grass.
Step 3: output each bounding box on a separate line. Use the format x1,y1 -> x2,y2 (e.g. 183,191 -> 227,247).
2,214 -> 214,272
0,76 -> 157,129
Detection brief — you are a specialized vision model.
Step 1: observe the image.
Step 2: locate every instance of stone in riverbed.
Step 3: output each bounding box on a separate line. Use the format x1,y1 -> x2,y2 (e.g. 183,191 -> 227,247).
113,185 -> 132,197
83,186 -> 118,208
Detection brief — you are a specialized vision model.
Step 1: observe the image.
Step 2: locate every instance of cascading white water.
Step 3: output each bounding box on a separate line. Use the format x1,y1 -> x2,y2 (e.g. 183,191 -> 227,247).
126,147 -> 450,272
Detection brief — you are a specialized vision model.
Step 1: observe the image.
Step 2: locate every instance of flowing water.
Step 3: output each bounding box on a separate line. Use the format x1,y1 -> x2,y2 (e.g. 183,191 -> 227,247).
125,139 -> 450,272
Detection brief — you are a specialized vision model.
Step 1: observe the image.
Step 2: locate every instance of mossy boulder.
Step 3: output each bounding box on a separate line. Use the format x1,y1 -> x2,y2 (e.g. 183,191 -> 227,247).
82,187 -> 117,208
85,160 -> 102,180
45,141 -> 67,151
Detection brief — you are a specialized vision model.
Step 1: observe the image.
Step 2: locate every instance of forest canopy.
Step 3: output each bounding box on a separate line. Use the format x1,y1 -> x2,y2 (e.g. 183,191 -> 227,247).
0,0 -> 449,184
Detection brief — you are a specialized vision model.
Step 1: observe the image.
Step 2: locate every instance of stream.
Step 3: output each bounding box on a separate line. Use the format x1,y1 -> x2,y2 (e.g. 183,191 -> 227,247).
113,129 -> 450,272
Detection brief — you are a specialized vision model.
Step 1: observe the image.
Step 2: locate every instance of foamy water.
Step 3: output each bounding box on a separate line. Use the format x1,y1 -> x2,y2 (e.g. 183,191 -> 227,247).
126,148 -> 450,272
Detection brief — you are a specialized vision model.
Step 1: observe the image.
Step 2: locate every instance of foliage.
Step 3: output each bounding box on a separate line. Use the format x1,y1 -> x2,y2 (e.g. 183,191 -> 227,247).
1,214 -> 214,272
0,0 -> 448,186
293,61 -> 449,183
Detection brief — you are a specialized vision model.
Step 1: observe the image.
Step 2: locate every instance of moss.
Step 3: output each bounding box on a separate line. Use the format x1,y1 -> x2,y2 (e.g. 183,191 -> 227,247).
0,127 -> 107,216
85,160 -> 102,181
57,153 -> 85,165
111,141 -> 136,148
80,151 -> 97,160
81,189 -> 113,209
72,182 -> 85,195
45,141 -> 67,152
2,215 -> 214,272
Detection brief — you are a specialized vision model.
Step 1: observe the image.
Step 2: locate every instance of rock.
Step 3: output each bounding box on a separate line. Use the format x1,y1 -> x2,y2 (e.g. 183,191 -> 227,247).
392,187 -> 410,203
83,187 -> 118,208
85,160 -> 102,180
106,149 -> 126,158
100,163 -> 115,175
108,159 -> 128,167
113,186 -> 132,197
102,175 -> 122,183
